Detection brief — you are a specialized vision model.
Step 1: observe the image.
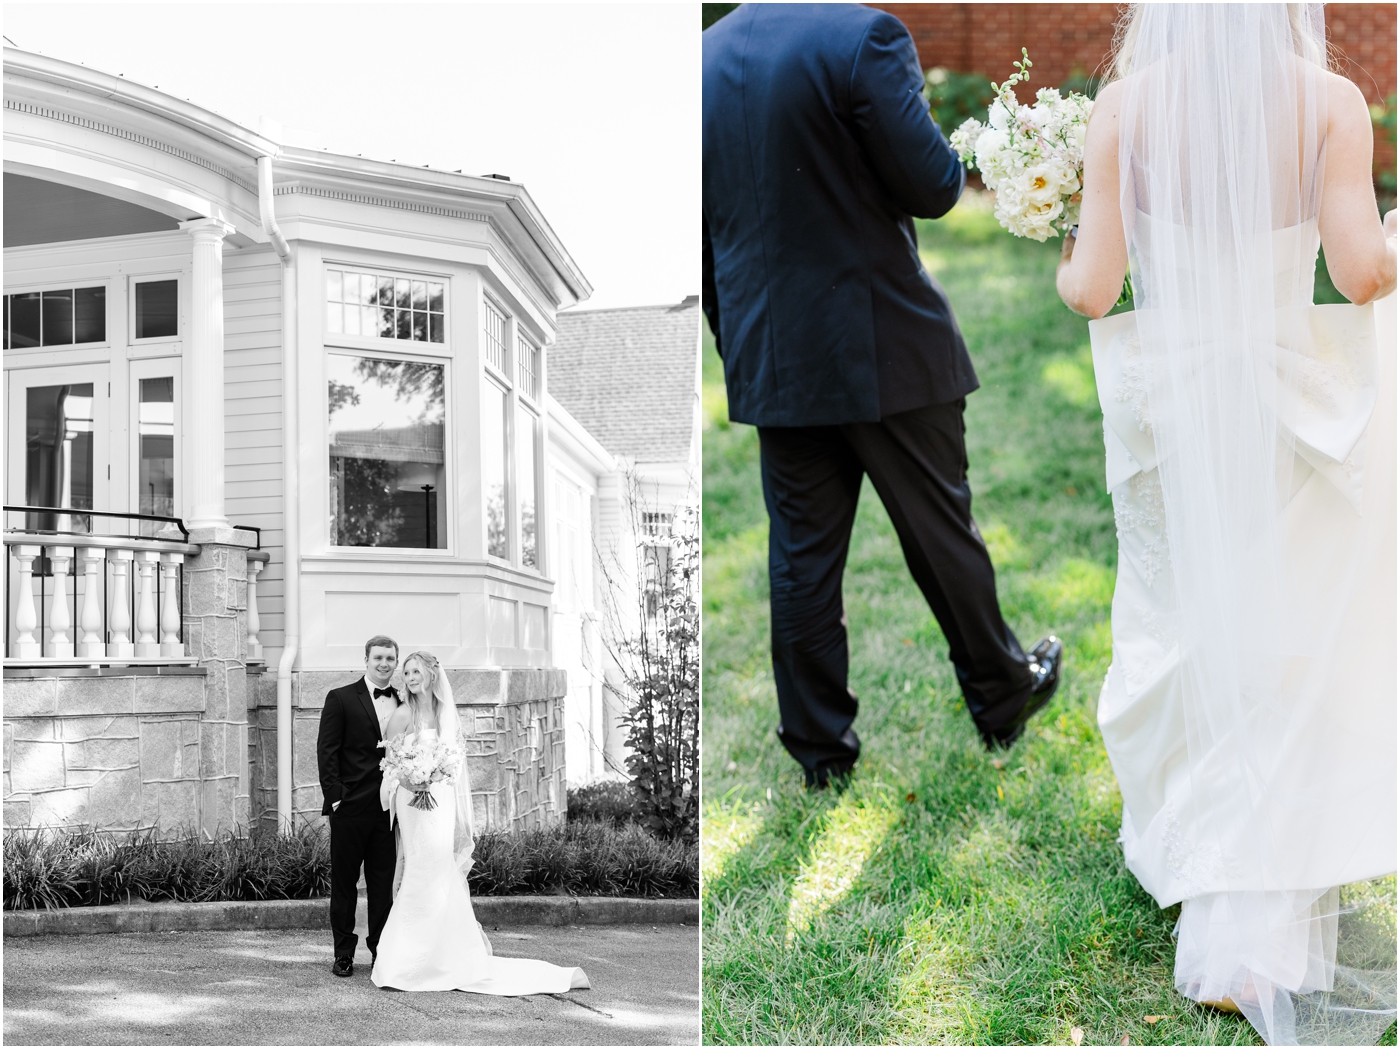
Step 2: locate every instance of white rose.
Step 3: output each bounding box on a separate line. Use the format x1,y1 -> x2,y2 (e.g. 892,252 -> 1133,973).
1021,164 -> 1063,207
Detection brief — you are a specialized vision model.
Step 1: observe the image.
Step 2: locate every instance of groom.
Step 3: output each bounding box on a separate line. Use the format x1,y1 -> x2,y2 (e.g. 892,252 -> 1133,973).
702,5 -> 1063,786
317,635 -> 401,977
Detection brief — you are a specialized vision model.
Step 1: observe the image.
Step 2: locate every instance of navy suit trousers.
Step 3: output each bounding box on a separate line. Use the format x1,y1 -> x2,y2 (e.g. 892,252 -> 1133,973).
758,400 -> 1034,780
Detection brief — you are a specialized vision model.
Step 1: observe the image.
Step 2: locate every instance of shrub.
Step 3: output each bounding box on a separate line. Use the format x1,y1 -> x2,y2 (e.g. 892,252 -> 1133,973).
3,820 -> 695,910
2,825 -> 331,910
469,822 -> 697,898
567,780 -> 637,827
924,67 -> 996,132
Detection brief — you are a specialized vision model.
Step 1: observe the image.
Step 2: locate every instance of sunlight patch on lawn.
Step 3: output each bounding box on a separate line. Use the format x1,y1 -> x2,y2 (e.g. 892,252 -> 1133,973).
702,797 -> 765,891
979,520 -> 1029,571
704,379 -> 730,431
1030,558 -> 1115,619
704,525 -> 767,612
1041,346 -> 1098,408
919,250 -> 948,275
891,907 -> 985,1045
785,792 -> 902,943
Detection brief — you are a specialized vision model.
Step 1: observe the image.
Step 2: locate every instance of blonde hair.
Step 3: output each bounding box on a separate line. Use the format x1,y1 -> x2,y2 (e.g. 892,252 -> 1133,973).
1107,3 -> 1331,82
402,651 -> 444,732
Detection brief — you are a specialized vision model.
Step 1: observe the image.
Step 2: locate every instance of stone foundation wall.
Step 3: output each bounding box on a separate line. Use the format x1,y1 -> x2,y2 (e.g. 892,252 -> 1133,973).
2,668 -> 217,834
248,668 -> 568,836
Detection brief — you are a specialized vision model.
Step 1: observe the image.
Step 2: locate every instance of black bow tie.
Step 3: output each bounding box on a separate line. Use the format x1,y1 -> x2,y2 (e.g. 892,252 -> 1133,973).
373,687 -> 395,700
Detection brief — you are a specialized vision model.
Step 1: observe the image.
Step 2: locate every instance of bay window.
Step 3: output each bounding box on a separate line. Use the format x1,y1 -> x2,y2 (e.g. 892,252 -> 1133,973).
327,353 -> 447,549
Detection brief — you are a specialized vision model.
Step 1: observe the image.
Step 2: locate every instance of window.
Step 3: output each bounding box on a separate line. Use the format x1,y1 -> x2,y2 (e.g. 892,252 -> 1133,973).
483,300 -> 507,372
327,354 -> 446,548
642,512 -> 674,537
517,333 -> 539,400
516,403 -> 538,568
134,280 -> 178,339
25,383 -> 94,532
326,268 -> 444,343
4,286 -> 105,348
643,543 -> 671,621
482,377 -> 509,559
138,377 -> 175,531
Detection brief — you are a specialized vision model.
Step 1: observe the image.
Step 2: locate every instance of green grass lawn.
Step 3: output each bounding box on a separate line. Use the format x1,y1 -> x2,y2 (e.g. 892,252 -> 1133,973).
700,195 -> 1394,1046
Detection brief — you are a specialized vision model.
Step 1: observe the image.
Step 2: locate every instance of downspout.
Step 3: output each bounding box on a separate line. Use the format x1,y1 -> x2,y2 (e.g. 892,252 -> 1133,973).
258,151 -> 298,833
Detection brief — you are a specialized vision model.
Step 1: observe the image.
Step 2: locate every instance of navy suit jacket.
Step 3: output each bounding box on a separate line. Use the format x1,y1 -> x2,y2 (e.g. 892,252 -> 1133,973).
703,3 -> 979,427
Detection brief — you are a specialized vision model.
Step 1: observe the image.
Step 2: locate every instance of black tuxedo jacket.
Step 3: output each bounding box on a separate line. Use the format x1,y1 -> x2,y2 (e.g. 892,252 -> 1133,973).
702,3 -> 979,426
317,677 -> 399,816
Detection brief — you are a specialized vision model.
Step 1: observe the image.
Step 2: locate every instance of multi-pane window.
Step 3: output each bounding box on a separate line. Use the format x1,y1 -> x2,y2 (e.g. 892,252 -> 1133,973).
516,404 -> 538,568
642,512 -> 674,537
5,287 -> 105,348
326,269 -> 444,343
328,354 -> 446,549
483,300 -> 507,372
517,334 -> 539,400
134,280 -> 178,339
482,378 -> 509,559
138,378 -> 175,531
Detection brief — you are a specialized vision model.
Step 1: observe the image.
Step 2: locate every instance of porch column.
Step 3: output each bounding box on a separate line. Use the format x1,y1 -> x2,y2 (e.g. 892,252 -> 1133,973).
181,218 -> 236,531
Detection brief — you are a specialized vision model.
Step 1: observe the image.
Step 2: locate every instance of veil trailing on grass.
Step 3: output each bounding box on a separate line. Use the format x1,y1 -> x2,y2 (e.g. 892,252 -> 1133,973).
1113,4 -> 1396,1043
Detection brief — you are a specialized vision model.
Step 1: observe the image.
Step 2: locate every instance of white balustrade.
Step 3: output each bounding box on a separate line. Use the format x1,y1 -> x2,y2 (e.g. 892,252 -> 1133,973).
12,545 -> 41,659
246,554 -> 265,662
3,533 -> 218,665
159,553 -> 184,657
134,551 -> 161,657
109,549 -> 134,658
47,548 -> 75,658
77,549 -> 107,658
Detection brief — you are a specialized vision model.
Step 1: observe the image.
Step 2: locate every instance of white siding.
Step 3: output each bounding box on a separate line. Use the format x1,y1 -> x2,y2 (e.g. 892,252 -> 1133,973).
223,248 -> 285,660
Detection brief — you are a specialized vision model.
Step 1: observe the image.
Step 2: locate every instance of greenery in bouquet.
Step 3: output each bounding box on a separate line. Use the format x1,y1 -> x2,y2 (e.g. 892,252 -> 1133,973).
379,730 -> 461,811
949,49 -> 1095,242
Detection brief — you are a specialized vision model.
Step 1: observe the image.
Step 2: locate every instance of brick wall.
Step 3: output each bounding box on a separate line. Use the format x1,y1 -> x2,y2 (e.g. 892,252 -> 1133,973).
871,3 -> 1396,182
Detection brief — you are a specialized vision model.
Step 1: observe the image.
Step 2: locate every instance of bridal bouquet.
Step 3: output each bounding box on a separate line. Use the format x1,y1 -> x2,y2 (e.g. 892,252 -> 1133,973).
379,730 -> 461,811
948,50 -> 1094,242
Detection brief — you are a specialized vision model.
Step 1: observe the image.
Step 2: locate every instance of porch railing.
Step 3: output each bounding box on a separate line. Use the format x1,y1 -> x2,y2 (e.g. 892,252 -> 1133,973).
3,507 -> 269,666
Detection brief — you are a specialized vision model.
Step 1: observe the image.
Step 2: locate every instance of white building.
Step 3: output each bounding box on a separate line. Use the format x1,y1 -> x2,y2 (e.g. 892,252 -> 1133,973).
548,300 -> 702,787
1,48 -> 691,835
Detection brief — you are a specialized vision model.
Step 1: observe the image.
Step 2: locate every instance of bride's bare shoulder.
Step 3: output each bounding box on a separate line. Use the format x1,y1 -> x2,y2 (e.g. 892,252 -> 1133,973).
386,704 -> 413,736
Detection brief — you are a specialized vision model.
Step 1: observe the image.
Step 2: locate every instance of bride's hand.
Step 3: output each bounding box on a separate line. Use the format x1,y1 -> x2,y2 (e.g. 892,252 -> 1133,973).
1385,209 -> 1396,239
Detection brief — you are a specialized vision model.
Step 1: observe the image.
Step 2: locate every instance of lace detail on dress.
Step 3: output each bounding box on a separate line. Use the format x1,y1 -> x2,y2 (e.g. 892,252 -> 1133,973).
1162,802 -> 1226,897
1294,325 -> 1371,412
1114,335 -> 1154,433
1113,469 -> 1170,586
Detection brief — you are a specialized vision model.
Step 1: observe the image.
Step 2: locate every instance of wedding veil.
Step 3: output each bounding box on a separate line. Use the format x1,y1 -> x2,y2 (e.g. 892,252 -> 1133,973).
1115,5 -> 1395,1043
387,654 -> 478,892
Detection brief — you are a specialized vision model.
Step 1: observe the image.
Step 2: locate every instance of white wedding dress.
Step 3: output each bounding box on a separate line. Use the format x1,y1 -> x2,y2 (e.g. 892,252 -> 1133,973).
370,728 -> 588,995
1091,212 -> 1397,1044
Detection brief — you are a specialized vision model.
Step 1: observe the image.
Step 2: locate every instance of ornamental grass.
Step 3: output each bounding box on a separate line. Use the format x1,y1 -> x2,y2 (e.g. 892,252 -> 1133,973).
4,806 -> 697,910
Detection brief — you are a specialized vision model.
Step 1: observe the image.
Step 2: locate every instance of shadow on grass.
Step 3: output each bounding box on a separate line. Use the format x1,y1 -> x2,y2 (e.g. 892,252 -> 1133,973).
698,199 -> 1340,1045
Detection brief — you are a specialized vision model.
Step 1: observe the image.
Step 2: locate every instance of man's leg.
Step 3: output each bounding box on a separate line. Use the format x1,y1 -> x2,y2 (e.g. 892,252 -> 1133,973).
758,424 -> 865,785
328,808 -> 367,961
843,401 -> 1035,738
363,808 -> 396,957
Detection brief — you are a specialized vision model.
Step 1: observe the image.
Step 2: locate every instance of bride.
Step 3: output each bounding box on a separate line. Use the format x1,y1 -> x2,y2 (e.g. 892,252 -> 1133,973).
371,651 -> 589,995
1056,4 -> 1397,1045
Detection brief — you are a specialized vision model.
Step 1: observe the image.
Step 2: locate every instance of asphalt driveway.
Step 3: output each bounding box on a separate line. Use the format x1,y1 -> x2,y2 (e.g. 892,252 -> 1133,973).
2,924 -> 699,1045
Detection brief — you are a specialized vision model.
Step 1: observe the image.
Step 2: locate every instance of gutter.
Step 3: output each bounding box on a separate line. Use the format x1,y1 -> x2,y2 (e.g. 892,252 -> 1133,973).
258,145 -> 298,833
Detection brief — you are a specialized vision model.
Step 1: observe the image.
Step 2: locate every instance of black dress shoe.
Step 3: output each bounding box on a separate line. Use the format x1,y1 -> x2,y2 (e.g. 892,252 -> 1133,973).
332,956 -> 354,978
985,636 -> 1063,749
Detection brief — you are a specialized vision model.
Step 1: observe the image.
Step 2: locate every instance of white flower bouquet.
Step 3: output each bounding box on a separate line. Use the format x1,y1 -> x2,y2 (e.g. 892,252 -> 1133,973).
379,730 -> 462,811
948,50 -> 1094,242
